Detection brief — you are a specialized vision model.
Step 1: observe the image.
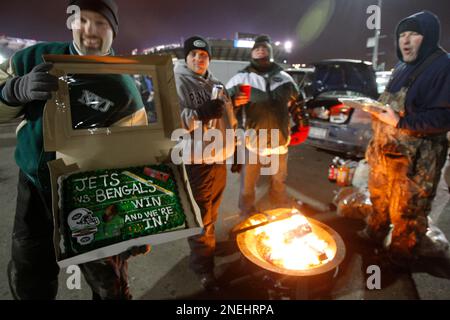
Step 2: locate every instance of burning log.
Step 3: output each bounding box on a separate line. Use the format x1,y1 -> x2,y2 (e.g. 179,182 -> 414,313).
283,223 -> 312,244
236,209 -> 346,280
251,210 -> 331,270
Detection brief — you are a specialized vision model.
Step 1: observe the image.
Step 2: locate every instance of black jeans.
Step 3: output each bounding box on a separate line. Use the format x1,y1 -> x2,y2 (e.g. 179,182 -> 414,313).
8,170 -> 131,300
186,164 -> 227,274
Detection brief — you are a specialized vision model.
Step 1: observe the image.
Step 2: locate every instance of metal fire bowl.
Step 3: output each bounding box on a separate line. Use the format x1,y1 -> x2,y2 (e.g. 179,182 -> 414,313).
236,208 -> 346,277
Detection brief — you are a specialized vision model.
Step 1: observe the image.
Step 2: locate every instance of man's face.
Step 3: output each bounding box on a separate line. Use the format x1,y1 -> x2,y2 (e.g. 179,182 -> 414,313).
251,45 -> 270,60
399,31 -> 424,63
72,10 -> 114,55
186,50 -> 210,75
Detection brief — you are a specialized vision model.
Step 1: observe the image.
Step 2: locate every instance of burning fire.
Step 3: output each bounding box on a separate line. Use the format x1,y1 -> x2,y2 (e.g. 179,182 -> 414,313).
250,210 -> 334,270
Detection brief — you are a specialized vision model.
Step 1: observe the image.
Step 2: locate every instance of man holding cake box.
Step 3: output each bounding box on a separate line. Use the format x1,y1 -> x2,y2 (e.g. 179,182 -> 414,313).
0,0 -> 149,300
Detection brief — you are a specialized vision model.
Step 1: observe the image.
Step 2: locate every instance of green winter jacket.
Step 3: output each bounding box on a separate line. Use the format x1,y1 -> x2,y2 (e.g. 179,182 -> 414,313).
0,42 -> 146,192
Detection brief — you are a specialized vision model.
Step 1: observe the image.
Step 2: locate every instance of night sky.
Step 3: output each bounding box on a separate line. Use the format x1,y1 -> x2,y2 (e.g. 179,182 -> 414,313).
1,0 -> 449,68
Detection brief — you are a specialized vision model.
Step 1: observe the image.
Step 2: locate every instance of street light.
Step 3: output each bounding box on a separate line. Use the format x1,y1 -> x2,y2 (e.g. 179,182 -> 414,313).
284,41 -> 293,53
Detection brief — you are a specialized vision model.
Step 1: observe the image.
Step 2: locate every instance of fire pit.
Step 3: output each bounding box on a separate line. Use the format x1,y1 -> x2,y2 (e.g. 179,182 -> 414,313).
235,208 -> 346,298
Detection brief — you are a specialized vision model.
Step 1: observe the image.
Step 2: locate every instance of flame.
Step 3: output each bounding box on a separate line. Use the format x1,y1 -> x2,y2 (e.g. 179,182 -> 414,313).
251,210 -> 333,270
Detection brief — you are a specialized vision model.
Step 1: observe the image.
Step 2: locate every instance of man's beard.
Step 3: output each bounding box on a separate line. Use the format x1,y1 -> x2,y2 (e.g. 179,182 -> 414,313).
251,57 -> 272,72
80,37 -> 104,55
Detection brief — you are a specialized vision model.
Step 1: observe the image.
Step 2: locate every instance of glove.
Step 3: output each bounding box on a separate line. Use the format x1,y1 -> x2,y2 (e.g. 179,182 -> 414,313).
1,62 -> 59,105
231,164 -> 242,173
230,146 -> 242,173
289,125 -> 310,146
119,244 -> 152,260
289,100 -> 309,127
196,99 -> 224,122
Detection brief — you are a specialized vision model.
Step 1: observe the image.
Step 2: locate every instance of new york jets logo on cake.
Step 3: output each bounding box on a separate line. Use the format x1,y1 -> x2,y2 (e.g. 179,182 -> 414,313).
78,90 -> 115,113
193,40 -> 206,48
68,208 -> 100,246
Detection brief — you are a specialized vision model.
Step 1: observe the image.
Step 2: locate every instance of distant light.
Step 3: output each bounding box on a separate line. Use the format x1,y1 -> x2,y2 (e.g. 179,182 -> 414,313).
376,77 -> 389,84
234,39 -> 255,48
0,54 -> 6,64
284,41 -> 293,53
283,60 -> 287,64
275,41 -> 281,46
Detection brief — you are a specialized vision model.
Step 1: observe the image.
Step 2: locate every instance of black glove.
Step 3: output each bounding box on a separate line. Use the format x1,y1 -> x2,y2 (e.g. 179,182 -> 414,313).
119,245 -> 152,260
231,164 -> 242,173
290,101 -> 310,128
231,146 -> 242,173
196,99 -> 224,122
2,62 -> 59,105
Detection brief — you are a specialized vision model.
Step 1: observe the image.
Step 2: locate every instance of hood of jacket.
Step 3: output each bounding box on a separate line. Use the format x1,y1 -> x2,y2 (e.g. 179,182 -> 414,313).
395,11 -> 441,65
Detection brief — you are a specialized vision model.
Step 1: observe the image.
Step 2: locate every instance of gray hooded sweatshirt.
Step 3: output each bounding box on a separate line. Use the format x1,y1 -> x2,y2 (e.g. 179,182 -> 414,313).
174,62 -> 236,164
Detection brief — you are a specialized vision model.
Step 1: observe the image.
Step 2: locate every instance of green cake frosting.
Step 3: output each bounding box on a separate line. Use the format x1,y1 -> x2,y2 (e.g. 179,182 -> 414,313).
59,164 -> 186,255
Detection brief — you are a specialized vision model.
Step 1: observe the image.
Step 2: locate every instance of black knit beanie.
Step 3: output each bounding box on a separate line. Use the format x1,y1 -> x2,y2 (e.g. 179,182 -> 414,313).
250,34 -> 274,71
69,0 -> 119,37
184,36 -> 211,61
395,11 -> 441,65
252,34 -> 274,60
397,18 -> 423,36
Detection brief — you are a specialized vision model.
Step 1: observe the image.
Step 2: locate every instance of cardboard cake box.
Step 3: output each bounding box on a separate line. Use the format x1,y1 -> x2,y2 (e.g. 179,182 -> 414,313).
43,54 -> 203,268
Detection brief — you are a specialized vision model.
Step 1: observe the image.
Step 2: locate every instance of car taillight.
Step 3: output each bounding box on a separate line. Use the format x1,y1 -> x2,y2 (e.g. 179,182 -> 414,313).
329,103 -> 352,124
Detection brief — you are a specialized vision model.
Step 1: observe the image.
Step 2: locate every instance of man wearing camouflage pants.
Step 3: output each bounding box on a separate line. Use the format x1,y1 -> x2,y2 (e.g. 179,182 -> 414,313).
361,11 -> 450,266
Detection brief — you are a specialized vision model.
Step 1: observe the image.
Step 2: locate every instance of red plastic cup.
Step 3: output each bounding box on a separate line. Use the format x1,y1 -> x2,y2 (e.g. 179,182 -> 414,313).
239,84 -> 251,100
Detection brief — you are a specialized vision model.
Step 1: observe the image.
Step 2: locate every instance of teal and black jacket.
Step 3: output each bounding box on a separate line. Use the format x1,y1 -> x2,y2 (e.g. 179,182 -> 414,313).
0,42 -> 146,192
225,62 -> 299,154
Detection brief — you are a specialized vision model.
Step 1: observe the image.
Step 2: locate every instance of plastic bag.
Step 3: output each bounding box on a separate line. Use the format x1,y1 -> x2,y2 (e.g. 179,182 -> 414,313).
332,187 -> 356,206
333,187 -> 372,220
351,159 -> 369,189
443,159 -> 450,191
416,217 -> 450,257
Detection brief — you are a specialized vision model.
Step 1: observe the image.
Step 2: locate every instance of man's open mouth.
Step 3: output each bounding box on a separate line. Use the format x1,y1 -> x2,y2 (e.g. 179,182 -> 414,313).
402,48 -> 412,56
84,38 -> 101,47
